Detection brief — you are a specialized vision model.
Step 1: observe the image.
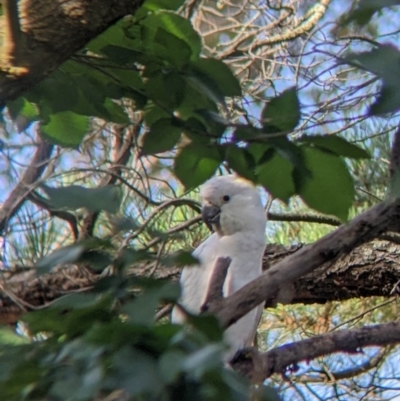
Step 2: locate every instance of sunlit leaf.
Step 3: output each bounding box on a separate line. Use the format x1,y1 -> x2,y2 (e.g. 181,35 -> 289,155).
41,111 -> 89,147
141,12 -> 201,60
7,97 -> 38,132
151,28 -> 192,68
143,0 -> 185,11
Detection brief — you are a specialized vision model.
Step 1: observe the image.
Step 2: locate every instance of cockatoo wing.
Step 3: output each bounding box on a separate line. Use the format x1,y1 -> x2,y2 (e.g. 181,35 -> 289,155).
218,235 -> 264,361
171,233 -> 220,323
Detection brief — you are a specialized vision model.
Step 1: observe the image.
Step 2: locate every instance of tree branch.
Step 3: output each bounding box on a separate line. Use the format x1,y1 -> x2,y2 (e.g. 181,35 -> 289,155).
200,257 -> 231,312
0,0 -> 145,107
0,133 -> 53,234
231,321 -> 400,380
209,198 -> 400,329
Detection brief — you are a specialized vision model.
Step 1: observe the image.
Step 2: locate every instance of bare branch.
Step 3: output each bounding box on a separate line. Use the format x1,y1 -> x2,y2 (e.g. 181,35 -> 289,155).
232,321 -> 400,380
80,124 -> 137,238
0,133 -> 53,234
28,192 -> 79,240
201,257 -> 231,312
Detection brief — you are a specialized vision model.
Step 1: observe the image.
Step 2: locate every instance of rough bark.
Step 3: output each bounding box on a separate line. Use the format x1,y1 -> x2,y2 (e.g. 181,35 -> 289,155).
209,199 -> 400,329
0,0 -> 144,107
231,320 -> 400,381
0,239 -> 400,325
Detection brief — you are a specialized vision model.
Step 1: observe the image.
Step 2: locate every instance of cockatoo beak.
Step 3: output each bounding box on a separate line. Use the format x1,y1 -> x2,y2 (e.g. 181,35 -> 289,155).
201,204 -> 221,225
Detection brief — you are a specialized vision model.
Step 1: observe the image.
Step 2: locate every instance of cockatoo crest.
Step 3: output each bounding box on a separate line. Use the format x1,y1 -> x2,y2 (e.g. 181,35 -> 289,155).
200,175 -> 266,238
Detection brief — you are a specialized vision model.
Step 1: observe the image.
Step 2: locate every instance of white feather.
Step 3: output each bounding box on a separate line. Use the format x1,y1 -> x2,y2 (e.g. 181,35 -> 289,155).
171,175 -> 267,361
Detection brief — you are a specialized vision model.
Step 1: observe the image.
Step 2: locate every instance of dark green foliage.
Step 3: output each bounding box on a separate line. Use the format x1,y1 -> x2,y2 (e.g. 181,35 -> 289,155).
342,0 -> 400,26
261,87 -> 300,133
4,5 -> 369,219
40,185 -> 122,213
343,44 -> 400,115
0,259 -> 253,401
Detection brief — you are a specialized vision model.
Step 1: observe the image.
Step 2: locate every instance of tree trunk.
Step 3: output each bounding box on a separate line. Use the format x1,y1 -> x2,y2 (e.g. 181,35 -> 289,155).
0,0 -> 144,107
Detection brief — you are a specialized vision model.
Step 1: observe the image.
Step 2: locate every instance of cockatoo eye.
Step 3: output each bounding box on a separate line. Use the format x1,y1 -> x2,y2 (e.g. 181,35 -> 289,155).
222,195 -> 230,202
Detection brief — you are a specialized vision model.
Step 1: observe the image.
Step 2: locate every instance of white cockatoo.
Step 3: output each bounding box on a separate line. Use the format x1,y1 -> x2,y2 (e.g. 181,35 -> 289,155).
171,174 -> 267,362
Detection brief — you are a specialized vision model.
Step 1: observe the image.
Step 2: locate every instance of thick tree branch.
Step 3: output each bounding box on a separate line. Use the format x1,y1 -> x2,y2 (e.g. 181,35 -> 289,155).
231,321 -> 400,380
1,239 -> 400,324
0,0 -> 144,107
209,198 -> 400,329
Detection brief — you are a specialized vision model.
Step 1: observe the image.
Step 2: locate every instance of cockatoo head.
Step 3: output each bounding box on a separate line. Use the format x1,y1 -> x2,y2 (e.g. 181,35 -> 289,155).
200,175 -> 266,237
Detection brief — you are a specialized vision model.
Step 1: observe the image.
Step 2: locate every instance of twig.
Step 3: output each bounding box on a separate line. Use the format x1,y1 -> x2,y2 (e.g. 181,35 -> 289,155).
0,133 -> 53,234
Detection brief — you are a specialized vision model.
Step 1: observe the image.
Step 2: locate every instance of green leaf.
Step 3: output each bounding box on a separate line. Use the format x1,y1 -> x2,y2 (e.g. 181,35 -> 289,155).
41,111 -> 89,147
41,185 -> 122,213
144,101 -> 170,126
0,327 -> 29,345
122,282 -> 180,326
185,313 -> 224,342
261,87 -> 300,132
101,98 -> 129,123
343,0 -> 400,26
143,0 -> 185,11
190,58 -> 242,97
185,75 -> 226,109
269,136 -> 307,174
224,144 -> 255,181
35,243 -> 86,273
299,135 -> 370,159
183,344 -> 224,376
159,350 -> 186,383
369,82 -> 400,115
295,147 -> 354,220
256,151 -> 295,202
28,70 -> 80,114
163,251 -> 199,267
388,168 -> 400,200
233,126 -> 262,141
343,44 -> 400,115
174,143 -> 222,189
100,44 -> 143,65
111,347 -> 163,397
175,83 -> 217,122
141,119 -> 182,155
7,97 -> 38,131
145,72 -> 185,109
151,28 -> 192,68
141,12 -> 201,60
87,19 -> 135,54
